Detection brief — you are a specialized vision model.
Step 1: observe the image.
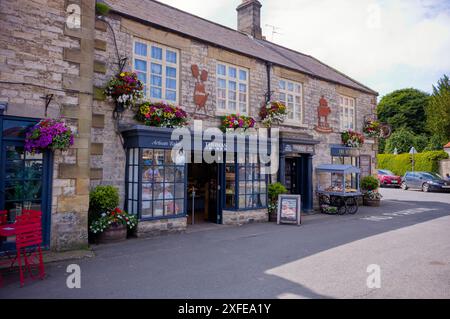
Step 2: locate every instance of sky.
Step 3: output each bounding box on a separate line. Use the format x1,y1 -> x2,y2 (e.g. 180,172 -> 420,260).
157,0 -> 450,98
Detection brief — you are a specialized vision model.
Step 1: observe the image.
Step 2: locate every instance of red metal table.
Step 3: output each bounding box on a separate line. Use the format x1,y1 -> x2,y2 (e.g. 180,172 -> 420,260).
0,224 -> 17,237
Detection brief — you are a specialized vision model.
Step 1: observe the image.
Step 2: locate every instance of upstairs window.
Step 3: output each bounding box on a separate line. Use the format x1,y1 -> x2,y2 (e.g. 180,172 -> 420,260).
133,39 -> 179,103
279,79 -> 303,123
340,95 -> 356,130
216,63 -> 249,114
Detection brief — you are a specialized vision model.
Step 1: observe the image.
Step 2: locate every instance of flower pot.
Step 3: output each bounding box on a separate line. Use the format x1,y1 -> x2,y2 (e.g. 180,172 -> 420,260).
269,210 -> 278,222
363,198 -> 381,207
98,224 -> 127,244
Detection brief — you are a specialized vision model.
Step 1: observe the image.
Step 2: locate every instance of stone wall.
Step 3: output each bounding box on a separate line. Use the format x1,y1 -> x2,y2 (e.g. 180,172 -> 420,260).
136,217 -> 187,238
0,0 -> 97,251
439,159 -> 450,177
223,209 -> 268,225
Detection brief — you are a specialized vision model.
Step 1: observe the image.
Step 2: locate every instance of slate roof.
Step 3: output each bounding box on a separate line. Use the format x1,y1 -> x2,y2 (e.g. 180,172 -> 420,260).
104,0 -> 378,95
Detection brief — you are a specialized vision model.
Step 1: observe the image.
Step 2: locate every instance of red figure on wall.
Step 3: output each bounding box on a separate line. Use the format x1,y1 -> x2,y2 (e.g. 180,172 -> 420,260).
191,64 -> 209,115
315,95 -> 333,133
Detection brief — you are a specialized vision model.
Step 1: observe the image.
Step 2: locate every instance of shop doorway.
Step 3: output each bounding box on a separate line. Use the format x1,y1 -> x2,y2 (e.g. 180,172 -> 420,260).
285,157 -> 301,195
187,159 -> 222,225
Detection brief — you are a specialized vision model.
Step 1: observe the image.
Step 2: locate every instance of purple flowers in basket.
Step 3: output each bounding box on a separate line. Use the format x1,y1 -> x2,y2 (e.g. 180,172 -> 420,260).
25,119 -> 74,154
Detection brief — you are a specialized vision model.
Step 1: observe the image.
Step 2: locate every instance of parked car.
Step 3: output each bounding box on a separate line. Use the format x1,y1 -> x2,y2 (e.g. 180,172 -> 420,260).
377,169 -> 402,187
401,172 -> 450,192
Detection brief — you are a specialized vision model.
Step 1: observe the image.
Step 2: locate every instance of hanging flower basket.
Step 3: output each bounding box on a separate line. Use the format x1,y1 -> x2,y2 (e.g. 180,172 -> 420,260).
363,119 -> 382,138
25,118 -> 74,154
341,130 -> 365,148
259,100 -> 287,128
104,72 -> 144,109
220,114 -> 256,132
135,102 -> 188,128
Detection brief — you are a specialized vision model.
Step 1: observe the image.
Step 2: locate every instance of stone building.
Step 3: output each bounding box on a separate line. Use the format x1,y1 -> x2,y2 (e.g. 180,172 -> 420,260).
0,0 -> 378,252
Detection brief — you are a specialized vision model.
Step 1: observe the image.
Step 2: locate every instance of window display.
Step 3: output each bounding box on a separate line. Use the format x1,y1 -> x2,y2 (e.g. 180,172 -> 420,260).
126,148 -> 186,219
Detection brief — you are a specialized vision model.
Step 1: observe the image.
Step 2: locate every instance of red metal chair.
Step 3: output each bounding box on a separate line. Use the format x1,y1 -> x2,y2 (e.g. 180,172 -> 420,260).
14,210 -> 46,287
0,210 -> 9,286
0,210 -> 7,225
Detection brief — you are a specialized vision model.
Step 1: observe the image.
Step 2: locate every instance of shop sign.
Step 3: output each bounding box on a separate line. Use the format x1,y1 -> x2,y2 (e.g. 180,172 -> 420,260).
283,144 -> 315,154
277,195 -> 302,226
331,146 -> 360,157
204,141 -> 228,152
151,139 -> 178,148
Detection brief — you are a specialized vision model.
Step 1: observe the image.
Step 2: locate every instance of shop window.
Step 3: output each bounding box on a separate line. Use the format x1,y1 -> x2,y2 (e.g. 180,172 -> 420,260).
227,153 -> 267,210
1,116 -> 52,252
126,148 -> 186,220
225,156 -> 236,209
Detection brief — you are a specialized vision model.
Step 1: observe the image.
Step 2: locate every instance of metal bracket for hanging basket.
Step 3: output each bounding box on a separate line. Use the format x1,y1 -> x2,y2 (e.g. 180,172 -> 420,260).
113,101 -> 126,120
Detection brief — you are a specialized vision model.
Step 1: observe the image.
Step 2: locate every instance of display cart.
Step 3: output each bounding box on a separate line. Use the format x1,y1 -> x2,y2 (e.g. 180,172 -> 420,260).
315,164 -> 362,215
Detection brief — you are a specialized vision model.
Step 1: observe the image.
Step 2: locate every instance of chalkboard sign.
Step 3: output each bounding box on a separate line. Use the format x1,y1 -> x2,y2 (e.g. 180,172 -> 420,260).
277,195 -> 301,226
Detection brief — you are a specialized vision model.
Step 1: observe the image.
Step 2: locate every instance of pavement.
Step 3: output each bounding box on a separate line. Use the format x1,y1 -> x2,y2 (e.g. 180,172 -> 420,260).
1,188 -> 449,299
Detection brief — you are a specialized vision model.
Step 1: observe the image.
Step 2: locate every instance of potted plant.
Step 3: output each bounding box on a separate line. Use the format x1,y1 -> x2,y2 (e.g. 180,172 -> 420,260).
89,185 -> 119,242
259,100 -> 287,128
135,102 -> 188,128
25,118 -> 74,154
104,71 -> 144,110
219,113 -> 256,133
341,129 -> 365,148
361,175 -> 382,206
268,182 -> 288,222
90,208 -> 138,243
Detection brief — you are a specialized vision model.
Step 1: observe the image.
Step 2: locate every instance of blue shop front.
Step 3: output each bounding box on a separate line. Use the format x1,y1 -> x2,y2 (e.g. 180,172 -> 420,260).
121,125 -> 274,228
278,133 -> 320,214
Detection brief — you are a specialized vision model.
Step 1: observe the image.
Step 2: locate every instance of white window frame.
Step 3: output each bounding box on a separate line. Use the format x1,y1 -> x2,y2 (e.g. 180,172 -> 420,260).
339,95 -> 356,131
278,79 -> 303,124
132,38 -> 180,104
216,62 -> 249,114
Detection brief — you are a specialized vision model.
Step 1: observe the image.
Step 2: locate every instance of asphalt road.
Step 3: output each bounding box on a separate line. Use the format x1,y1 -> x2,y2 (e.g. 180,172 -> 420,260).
1,188 -> 449,299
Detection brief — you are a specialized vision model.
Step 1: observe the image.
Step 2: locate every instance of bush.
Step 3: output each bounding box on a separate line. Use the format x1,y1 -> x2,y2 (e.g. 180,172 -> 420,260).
361,176 -> 379,191
268,182 -> 288,202
89,185 -> 119,224
384,127 -> 427,154
377,150 -> 449,176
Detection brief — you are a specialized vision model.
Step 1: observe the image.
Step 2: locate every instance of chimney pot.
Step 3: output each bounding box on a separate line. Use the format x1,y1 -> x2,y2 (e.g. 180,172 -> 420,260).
236,0 -> 263,39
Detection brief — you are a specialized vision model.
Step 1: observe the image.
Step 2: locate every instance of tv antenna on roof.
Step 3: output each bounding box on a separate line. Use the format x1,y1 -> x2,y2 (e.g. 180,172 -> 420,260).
265,24 -> 282,41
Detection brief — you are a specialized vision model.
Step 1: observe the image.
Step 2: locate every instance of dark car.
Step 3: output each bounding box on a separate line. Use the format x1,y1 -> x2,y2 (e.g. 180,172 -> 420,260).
401,172 -> 450,192
377,169 -> 402,187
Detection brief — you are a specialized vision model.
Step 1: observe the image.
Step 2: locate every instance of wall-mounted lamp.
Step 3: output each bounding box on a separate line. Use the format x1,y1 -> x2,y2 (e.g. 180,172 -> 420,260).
0,102 -> 8,115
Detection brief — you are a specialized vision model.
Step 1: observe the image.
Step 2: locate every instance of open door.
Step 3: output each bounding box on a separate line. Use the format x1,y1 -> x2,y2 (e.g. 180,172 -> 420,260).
207,163 -> 223,224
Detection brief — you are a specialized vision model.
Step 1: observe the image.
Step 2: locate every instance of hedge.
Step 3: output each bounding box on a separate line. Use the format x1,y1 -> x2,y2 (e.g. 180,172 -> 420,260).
377,150 -> 449,176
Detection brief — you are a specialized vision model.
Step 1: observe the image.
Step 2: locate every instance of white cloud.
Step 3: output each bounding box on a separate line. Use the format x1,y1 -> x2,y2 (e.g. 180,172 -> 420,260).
158,0 -> 450,96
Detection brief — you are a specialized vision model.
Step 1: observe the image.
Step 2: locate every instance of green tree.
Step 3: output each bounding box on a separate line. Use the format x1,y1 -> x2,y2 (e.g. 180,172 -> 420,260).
425,74 -> 450,147
377,88 -> 430,135
385,127 -> 427,154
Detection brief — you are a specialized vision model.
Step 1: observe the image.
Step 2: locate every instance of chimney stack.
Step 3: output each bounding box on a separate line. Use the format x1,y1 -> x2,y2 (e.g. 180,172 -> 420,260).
236,0 -> 262,39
